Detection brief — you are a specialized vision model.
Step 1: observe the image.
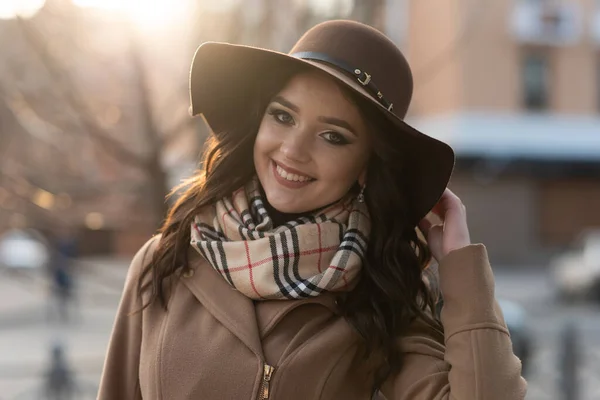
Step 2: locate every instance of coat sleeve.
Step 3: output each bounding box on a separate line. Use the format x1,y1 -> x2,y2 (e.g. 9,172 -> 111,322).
380,244 -> 528,400
97,236 -> 160,400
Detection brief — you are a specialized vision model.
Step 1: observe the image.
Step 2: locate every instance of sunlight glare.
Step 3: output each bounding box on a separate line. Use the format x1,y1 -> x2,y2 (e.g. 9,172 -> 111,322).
305,0 -> 354,17
199,0 -> 242,13
72,0 -> 192,31
0,0 -> 46,20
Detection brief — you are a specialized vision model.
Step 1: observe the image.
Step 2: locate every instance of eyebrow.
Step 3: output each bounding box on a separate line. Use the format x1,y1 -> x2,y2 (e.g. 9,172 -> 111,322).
317,116 -> 357,137
271,95 -> 358,137
272,96 -> 299,112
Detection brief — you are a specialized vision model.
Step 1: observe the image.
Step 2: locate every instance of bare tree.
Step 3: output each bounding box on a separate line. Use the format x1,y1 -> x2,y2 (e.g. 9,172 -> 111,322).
0,2 -> 201,231
0,0 -> 382,234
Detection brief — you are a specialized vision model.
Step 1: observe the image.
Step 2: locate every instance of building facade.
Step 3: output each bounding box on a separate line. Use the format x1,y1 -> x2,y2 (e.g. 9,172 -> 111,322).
402,0 -> 600,264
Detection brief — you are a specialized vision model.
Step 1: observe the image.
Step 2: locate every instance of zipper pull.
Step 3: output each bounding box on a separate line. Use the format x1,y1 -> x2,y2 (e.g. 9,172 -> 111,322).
261,364 -> 275,399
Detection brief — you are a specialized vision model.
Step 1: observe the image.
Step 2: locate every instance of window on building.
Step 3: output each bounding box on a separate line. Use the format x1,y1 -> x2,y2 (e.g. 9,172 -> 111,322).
522,52 -> 550,111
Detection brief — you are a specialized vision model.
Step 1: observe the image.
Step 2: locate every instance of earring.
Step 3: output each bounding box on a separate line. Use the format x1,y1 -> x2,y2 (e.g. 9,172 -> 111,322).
357,185 -> 366,203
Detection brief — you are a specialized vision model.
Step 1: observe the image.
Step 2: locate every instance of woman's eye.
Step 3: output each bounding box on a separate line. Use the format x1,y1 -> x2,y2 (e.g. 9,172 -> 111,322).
268,109 -> 294,125
321,131 -> 349,145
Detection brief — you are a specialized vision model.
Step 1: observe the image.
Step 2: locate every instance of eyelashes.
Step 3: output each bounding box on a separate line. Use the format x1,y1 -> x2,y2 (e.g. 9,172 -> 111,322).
266,107 -> 350,146
267,108 -> 294,125
321,132 -> 348,145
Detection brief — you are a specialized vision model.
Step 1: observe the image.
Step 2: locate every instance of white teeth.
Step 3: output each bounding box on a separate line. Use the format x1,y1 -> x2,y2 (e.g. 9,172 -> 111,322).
276,164 -> 311,182
277,165 -> 287,178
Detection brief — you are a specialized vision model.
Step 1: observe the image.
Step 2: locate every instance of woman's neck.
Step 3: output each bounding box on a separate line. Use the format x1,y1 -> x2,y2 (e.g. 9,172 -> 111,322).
260,188 -> 343,227
264,201 -> 305,227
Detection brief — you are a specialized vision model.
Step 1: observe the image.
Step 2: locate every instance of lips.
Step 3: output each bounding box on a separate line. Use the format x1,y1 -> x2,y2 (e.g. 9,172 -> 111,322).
271,160 -> 315,188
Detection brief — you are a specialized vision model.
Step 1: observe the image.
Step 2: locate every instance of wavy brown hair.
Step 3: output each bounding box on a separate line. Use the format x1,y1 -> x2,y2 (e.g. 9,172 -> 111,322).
138,65 -> 441,392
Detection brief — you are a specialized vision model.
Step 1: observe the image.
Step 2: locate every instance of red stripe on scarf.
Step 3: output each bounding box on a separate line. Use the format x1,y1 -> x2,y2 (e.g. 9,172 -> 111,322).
245,241 -> 264,299
221,206 -> 236,238
233,187 -> 245,197
317,224 -> 322,273
328,265 -> 350,289
193,223 -> 202,235
225,245 -> 338,273
341,272 -> 349,289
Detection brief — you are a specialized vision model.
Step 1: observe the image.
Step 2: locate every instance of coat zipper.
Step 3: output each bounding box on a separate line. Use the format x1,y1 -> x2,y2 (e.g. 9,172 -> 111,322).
258,363 -> 275,400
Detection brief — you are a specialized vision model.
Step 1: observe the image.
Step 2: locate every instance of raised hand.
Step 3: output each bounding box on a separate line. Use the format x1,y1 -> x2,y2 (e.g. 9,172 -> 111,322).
418,188 -> 471,262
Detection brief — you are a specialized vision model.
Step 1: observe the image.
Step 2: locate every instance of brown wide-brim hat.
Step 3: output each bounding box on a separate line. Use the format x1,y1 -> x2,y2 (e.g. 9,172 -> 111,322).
189,20 -> 455,225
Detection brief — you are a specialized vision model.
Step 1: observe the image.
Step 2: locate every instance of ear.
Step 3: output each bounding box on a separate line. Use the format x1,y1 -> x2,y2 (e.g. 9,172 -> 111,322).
358,168 -> 368,187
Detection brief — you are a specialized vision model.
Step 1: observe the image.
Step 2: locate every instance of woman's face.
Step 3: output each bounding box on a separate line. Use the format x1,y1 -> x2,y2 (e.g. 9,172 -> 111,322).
254,71 -> 371,214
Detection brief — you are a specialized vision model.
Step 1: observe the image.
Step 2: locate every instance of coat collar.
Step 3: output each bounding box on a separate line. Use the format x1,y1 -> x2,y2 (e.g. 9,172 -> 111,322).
179,246 -> 340,357
255,291 -> 339,339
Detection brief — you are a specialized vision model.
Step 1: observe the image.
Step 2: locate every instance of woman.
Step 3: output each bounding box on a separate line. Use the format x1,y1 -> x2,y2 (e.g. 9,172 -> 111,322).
98,20 -> 527,399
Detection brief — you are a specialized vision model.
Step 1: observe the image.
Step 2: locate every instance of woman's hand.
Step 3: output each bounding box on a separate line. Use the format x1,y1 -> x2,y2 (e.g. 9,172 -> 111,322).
418,188 -> 471,262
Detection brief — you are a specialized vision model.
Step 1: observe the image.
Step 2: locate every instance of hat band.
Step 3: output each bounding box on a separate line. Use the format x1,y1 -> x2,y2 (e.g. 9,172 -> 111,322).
291,51 -> 394,112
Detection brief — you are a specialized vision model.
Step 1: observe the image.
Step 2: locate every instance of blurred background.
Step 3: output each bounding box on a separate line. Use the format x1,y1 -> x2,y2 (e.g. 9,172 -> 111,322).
0,0 -> 599,399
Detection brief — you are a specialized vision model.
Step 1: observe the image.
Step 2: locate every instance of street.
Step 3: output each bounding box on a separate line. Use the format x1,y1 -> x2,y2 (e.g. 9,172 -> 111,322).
0,260 -> 599,399
494,271 -> 600,400
0,259 -> 125,400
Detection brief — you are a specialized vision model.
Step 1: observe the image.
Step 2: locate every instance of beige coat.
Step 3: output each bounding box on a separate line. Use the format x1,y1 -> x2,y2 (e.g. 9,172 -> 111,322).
98,236 -> 527,399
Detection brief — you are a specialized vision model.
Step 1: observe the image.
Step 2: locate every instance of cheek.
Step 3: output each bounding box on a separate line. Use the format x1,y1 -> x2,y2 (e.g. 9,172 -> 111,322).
254,121 -> 283,178
254,120 -> 279,154
254,122 -> 272,160
320,149 -> 369,183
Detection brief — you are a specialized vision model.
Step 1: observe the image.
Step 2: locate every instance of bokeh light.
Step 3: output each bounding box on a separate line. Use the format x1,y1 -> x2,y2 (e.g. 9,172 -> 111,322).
32,189 -> 55,210
72,0 -> 193,31
0,0 -> 46,19
85,212 -> 105,230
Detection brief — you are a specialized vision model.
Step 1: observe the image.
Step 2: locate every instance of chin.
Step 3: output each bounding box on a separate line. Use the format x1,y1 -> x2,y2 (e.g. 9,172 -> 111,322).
263,183 -> 340,215
267,197 -> 310,215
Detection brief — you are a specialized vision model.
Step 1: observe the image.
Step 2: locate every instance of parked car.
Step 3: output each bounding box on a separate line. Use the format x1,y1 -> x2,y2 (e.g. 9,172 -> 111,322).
551,229 -> 600,303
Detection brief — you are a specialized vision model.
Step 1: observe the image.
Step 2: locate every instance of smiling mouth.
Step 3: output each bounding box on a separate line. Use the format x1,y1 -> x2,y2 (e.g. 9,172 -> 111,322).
273,161 -> 315,183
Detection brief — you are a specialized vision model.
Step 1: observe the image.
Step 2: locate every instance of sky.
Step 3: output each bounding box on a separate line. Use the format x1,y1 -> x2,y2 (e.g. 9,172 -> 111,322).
0,0 -> 197,31
0,0 -> 355,23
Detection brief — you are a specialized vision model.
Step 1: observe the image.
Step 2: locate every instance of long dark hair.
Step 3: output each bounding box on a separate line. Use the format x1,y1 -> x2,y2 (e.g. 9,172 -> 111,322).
138,66 -> 441,391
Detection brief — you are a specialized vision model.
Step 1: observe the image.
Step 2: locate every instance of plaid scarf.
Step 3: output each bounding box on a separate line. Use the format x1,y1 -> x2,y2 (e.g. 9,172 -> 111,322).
190,178 -> 370,300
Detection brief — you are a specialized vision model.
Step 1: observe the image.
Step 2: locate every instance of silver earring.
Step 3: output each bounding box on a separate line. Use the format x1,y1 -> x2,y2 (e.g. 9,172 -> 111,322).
357,185 -> 366,203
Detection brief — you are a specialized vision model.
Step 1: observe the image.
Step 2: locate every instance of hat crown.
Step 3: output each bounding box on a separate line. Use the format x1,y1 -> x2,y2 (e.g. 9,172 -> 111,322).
289,20 -> 413,118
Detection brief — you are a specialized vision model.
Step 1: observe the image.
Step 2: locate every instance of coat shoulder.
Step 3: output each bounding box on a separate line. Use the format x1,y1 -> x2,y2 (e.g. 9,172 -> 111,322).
132,235 -> 162,269
123,234 -> 163,289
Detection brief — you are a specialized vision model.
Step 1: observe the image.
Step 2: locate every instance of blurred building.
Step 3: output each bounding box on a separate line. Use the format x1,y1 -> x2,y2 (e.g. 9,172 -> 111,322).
405,0 -> 600,265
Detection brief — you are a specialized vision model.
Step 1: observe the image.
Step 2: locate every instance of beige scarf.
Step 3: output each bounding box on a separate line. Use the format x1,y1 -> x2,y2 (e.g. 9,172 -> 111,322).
190,178 -> 371,300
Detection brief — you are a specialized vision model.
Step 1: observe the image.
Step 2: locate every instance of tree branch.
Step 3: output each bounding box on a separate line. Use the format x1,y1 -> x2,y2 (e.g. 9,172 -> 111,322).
15,17 -> 149,171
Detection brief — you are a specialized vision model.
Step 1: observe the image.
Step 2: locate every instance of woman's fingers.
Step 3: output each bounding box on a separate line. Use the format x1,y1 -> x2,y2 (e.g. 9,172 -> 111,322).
430,188 -> 462,219
418,216 -> 433,237
418,215 -> 444,261
425,188 -> 471,259
428,224 -> 444,262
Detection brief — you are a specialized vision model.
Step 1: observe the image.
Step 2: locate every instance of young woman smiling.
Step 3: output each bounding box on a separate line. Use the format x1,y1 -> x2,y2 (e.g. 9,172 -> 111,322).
98,20 -> 527,400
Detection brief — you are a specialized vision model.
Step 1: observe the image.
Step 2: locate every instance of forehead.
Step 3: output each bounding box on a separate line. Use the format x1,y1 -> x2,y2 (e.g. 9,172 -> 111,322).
277,71 -> 360,115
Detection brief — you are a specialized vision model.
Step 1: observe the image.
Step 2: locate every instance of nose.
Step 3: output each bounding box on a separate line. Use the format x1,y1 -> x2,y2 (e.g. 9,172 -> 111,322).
280,131 -> 311,163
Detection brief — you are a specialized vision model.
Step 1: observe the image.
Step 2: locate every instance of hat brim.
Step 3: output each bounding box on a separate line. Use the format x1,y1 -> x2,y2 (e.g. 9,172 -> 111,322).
190,42 -> 455,225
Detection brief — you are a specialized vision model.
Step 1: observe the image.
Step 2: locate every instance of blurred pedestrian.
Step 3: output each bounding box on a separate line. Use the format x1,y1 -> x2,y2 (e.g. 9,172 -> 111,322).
47,226 -> 78,324
559,320 -> 580,400
42,343 -> 77,400
98,20 -> 527,399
